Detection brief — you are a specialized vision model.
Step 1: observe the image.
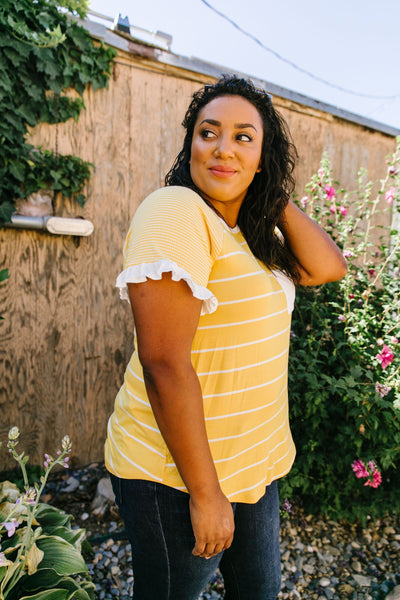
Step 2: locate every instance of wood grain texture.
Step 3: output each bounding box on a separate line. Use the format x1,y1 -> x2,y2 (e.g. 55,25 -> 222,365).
0,51 -> 396,469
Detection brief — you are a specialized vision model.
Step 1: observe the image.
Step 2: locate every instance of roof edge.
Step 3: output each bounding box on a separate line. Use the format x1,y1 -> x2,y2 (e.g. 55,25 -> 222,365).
83,18 -> 400,138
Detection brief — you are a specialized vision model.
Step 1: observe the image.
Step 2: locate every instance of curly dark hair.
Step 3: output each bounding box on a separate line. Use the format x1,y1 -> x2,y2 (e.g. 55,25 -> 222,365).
165,74 -> 301,283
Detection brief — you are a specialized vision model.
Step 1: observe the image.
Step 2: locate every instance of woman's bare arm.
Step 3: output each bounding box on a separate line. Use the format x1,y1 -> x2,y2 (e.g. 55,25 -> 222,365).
128,274 -> 234,559
280,200 -> 348,286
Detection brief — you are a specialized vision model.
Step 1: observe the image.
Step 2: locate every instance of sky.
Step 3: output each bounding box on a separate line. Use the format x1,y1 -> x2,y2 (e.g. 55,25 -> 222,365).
87,0 -> 400,132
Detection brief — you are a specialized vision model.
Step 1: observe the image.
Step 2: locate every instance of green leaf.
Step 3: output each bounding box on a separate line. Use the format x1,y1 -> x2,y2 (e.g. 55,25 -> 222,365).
45,525 -> 86,546
0,268 -> 9,282
16,104 -> 38,127
9,160 -> 26,182
36,536 -> 88,575
0,565 -> 7,582
35,505 -> 71,528
18,589 -> 69,600
0,201 -> 16,224
19,569 -> 64,592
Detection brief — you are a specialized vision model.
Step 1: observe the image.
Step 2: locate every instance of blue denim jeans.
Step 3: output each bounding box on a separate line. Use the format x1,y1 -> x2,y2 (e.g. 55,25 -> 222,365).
110,475 -> 281,600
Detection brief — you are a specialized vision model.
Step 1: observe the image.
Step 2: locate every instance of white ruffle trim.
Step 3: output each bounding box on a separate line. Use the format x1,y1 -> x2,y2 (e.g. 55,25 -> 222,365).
271,270 -> 296,314
115,260 -> 218,316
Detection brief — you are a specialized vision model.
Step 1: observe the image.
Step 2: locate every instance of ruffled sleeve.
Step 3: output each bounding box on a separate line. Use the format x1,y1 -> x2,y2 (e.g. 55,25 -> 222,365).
116,187 -> 223,315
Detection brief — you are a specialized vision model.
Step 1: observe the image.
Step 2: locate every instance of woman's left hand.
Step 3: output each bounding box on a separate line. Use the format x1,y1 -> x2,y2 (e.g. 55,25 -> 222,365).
280,200 -> 347,285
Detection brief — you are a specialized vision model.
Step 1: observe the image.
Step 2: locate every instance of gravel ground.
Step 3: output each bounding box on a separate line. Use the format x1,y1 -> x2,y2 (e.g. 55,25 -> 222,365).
46,463 -> 400,600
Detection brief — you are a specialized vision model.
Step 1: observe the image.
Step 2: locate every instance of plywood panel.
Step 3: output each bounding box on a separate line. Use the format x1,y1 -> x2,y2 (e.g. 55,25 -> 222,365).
0,46 -> 396,469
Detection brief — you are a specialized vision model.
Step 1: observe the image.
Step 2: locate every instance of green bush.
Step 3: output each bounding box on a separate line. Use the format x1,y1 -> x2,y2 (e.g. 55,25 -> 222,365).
281,138 -> 400,522
0,0 -> 116,226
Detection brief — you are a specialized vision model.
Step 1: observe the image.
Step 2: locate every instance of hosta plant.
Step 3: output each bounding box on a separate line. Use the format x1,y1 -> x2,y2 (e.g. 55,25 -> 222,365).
0,427 -> 94,600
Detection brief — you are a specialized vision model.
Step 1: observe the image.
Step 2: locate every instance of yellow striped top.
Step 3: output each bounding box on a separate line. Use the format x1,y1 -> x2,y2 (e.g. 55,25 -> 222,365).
105,186 -> 296,503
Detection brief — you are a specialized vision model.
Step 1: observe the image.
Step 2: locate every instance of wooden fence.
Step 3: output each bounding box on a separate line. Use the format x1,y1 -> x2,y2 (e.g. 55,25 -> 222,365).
0,29 -> 397,468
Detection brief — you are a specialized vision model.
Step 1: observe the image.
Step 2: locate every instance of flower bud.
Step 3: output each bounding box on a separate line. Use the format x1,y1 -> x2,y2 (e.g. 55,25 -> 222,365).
8,427 -> 20,441
61,435 -> 71,452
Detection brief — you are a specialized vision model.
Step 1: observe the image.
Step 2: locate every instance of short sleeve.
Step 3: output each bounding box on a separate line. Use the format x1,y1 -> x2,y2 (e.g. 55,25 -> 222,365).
115,187 -> 224,315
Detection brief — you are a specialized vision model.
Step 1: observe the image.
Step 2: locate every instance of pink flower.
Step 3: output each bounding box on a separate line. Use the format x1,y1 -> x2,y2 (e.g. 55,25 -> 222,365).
2,518 -> 19,537
364,469 -> 382,488
391,337 -> 399,344
376,344 -> 394,369
23,488 -> 36,505
300,196 -> 308,208
318,168 -> 324,178
385,187 -> 396,205
325,185 -> 336,200
330,204 -> 336,214
352,459 -> 382,488
375,382 -> 392,398
352,459 -> 369,479
44,453 -> 53,469
343,250 -> 354,259
338,206 -> 348,216
369,269 -> 375,276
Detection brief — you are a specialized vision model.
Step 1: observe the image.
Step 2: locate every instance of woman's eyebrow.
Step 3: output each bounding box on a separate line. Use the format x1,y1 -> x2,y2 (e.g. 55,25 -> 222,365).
235,122 -> 258,131
199,118 -> 258,132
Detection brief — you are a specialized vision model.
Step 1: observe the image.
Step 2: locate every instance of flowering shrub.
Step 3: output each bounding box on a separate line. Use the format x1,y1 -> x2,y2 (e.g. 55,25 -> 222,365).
0,427 -> 94,600
281,137 -> 400,522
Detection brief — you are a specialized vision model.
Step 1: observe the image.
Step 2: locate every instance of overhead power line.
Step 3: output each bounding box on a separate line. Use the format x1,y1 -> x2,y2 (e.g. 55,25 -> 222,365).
199,0 -> 400,101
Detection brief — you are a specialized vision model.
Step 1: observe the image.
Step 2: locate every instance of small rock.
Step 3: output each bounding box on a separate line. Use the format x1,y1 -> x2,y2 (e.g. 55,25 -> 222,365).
284,580 -> 295,591
81,512 -> 89,521
386,585 -> 400,600
91,477 -> 116,517
338,584 -> 355,597
351,560 -> 362,573
294,541 -> 305,552
303,564 -> 315,575
353,574 -> 371,587
63,476 -> 80,493
319,577 -> 331,587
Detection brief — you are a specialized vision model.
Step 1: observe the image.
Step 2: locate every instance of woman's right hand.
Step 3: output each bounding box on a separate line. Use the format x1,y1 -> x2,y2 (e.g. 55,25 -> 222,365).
190,490 -> 235,558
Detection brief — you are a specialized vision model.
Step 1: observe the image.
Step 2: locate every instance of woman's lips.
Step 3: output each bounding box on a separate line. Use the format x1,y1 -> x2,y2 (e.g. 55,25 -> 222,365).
209,165 -> 237,178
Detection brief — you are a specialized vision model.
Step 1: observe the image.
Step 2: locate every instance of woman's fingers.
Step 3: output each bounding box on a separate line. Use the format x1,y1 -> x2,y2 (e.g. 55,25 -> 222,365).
190,492 -> 235,558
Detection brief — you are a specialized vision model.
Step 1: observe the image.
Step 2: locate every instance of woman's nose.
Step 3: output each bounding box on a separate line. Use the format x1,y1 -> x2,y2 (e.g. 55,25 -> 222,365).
213,135 -> 235,158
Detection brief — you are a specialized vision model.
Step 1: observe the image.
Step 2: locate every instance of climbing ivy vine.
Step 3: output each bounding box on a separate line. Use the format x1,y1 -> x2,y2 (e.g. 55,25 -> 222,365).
0,0 -> 117,227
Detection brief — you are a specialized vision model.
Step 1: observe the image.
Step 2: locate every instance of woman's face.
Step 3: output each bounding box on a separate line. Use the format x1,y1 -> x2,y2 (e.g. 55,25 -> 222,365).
190,95 -> 263,226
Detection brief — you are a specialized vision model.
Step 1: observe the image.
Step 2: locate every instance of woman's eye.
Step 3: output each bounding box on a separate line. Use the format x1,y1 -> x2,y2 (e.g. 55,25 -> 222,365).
237,133 -> 252,142
200,129 -> 216,139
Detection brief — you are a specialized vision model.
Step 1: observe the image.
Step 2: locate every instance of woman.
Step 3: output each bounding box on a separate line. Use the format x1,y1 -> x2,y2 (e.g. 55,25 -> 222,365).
105,75 -> 347,600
